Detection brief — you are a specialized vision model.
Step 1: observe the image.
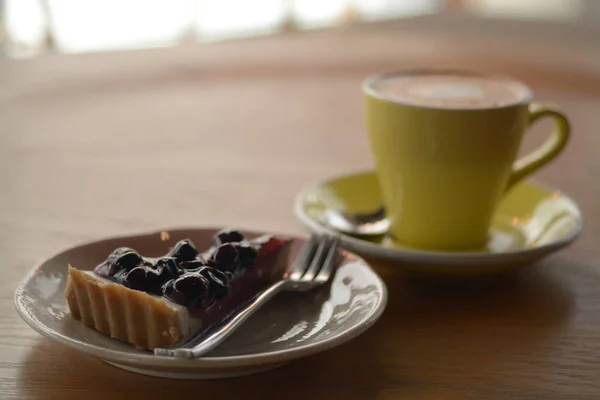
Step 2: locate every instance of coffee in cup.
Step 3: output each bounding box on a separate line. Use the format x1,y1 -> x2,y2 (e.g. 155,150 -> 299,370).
363,69 -> 570,250
371,73 -> 530,109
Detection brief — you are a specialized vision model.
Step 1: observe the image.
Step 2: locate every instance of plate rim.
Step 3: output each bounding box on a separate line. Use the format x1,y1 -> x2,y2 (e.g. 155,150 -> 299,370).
14,226 -> 388,368
293,169 -> 584,263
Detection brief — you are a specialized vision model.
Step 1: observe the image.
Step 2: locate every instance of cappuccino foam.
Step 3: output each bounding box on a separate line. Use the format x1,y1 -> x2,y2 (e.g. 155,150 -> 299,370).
370,73 -> 530,109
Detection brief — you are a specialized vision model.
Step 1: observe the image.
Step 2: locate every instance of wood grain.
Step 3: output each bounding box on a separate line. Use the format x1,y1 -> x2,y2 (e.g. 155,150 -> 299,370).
1,16 -> 600,399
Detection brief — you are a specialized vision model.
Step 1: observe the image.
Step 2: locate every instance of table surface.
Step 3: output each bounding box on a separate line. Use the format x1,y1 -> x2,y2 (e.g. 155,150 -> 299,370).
1,15 -> 600,400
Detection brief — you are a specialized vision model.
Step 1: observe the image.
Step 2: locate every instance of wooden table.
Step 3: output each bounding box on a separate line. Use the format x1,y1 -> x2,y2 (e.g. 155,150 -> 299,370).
1,15 -> 600,399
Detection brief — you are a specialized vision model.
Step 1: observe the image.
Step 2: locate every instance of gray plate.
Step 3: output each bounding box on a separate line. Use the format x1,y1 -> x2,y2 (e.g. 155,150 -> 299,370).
14,227 -> 388,379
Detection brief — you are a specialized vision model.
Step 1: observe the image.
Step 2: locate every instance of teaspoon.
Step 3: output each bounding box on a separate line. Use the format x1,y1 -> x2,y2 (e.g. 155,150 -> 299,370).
322,205 -> 390,237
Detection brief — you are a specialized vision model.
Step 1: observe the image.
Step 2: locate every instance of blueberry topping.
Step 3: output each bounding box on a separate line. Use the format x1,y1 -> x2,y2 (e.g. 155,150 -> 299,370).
211,243 -> 241,272
146,270 -> 166,294
122,267 -> 148,291
162,282 -> 183,305
121,266 -> 164,294
223,271 -> 235,281
167,239 -> 199,263
164,274 -> 209,307
179,259 -> 206,272
97,228 -> 272,307
154,257 -> 181,280
213,229 -> 245,247
106,248 -> 143,275
197,267 -> 230,299
107,247 -> 133,263
235,242 -> 258,269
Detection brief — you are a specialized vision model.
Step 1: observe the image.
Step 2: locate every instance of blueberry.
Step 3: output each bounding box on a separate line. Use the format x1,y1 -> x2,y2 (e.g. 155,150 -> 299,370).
212,229 -> 245,247
154,257 -> 181,280
162,282 -> 185,305
235,242 -> 258,269
167,239 -> 199,263
106,248 -> 143,275
107,247 -> 133,263
146,270 -> 167,294
179,259 -> 206,272
164,274 -> 209,307
174,274 -> 208,296
122,266 -> 148,291
197,267 -> 230,299
223,271 -> 235,281
211,243 -> 241,272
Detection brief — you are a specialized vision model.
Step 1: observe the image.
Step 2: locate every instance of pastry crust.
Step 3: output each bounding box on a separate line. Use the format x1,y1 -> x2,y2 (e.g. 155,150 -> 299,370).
65,266 -> 189,349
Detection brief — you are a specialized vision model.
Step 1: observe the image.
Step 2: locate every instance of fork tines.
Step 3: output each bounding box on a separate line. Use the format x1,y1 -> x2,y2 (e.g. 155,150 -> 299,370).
289,234 -> 339,284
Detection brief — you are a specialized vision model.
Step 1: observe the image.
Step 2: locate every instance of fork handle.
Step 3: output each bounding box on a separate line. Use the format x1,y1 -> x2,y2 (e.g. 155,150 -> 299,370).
171,280 -> 288,358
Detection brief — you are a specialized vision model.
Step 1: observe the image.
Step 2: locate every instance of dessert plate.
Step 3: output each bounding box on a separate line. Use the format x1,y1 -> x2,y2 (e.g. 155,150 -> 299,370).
294,171 -> 583,276
14,228 -> 387,379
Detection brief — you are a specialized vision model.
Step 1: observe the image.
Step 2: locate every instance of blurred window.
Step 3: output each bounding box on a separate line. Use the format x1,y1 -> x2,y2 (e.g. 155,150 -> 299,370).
0,0 -> 596,58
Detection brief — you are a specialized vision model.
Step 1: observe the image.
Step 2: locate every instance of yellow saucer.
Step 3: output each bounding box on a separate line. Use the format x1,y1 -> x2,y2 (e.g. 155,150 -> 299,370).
294,171 -> 583,276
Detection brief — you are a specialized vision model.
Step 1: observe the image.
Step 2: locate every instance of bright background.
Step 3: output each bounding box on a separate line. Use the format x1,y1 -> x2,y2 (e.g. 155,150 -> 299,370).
1,0 -> 599,58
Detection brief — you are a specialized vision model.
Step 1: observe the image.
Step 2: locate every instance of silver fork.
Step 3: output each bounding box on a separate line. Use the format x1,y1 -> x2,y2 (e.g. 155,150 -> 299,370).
154,234 -> 339,358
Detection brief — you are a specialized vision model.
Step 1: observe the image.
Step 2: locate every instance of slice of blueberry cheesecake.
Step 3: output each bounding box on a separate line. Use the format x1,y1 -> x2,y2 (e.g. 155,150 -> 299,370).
65,229 -> 292,350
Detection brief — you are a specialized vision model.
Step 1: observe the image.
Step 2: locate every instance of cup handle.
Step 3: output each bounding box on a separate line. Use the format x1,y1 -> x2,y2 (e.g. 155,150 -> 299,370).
505,102 -> 570,192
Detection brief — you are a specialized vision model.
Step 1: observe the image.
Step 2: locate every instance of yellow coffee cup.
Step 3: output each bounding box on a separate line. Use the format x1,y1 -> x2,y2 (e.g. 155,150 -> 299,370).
363,69 -> 570,250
